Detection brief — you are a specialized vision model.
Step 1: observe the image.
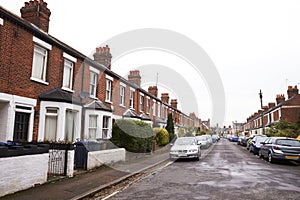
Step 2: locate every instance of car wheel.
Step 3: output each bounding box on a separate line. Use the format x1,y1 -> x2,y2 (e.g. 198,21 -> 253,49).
268,153 -> 275,163
258,150 -> 263,158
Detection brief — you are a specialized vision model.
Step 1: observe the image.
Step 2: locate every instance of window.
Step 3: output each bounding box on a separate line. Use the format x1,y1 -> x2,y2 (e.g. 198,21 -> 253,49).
65,110 -> 77,142
102,116 -> 110,138
162,105 -> 165,118
106,79 -> 112,102
140,95 -> 144,112
90,71 -> 98,97
152,101 -> 156,116
120,85 -> 125,106
89,115 -> 98,139
146,98 -> 150,114
44,108 -> 58,141
157,102 -> 161,117
62,59 -> 74,90
32,44 -> 48,82
130,90 -> 135,109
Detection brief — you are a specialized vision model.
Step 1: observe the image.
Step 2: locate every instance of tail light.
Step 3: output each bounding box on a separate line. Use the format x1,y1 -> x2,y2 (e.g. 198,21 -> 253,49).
273,145 -> 280,150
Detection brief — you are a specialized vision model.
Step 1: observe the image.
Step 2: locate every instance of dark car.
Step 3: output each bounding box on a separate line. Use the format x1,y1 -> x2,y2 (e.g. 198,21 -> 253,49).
249,135 -> 268,155
259,137 -> 300,163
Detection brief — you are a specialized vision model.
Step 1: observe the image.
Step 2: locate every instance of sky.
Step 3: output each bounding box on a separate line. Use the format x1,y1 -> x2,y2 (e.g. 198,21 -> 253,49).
1,0 -> 300,127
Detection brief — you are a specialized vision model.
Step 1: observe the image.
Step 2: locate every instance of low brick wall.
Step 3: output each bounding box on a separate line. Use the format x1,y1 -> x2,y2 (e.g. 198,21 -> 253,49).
87,148 -> 125,170
0,153 -> 49,197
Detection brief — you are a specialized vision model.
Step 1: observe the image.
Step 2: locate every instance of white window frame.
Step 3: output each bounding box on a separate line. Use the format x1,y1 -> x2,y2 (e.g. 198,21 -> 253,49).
157,102 -> 161,117
152,100 -> 156,116
102,116 -> 110,139
89,66 -> 100,98
62,59 -> 74,91
105,79 -> 112,103
129,88 -> 135,109
44,107 -> 58,141
120,85 -> 125,106
88,115 -> 98,140
140,93 -> 144,112
146,97 -> 150,114
31,44 -> 49,84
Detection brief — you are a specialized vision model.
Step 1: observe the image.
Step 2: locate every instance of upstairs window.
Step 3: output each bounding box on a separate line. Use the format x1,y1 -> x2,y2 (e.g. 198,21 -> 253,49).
62,59 -> 74,90
106,79 -> 112,102
90,71 -> 98,97
140,95 -> 144,112
120,85 -> 125,106
146,98 -> 150,114
130,90 -> 135,109
32,44 -> 48,82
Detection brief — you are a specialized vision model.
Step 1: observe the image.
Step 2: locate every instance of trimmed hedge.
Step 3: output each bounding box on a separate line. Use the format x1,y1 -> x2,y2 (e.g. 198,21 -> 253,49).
110,119 -> 154,153
154,128 -> 169,146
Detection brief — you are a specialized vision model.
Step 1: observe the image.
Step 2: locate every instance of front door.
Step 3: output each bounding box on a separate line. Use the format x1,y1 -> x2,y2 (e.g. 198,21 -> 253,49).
13,112 -> 30,142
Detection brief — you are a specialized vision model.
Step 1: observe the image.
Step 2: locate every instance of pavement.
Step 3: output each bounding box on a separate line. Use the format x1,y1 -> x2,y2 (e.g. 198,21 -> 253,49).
1,148 -> 170,200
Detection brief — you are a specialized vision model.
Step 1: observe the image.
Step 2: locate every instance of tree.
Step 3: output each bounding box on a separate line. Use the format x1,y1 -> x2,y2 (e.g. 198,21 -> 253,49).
266,119 -> 299,138
166,113 -> 176,142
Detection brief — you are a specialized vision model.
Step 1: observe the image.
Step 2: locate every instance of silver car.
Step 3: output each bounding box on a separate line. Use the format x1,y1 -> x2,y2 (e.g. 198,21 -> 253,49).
169,137 -> 201,160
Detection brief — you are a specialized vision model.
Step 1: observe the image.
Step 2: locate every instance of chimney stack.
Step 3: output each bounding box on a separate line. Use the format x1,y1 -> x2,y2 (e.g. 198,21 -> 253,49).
128,70 -> 141,87
171,99 -> 178,109
161,93 -> 169,104
148,86 -> 158,97
287,85 -> 299,99
276,94 -> 285,105
20,0 -> 51,32
268,102 -> 276,109
93,45 -> 112,69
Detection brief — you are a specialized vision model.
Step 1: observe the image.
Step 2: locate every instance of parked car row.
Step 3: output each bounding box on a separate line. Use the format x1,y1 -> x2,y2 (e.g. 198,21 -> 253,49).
169,135 -> 219,161
244,135 -> 300,164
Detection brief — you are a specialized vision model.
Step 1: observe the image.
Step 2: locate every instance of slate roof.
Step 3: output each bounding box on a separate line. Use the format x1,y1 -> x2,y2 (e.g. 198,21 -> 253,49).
84,100 -> 112,112
123,109 -> 141,119
38,88 -> 81,105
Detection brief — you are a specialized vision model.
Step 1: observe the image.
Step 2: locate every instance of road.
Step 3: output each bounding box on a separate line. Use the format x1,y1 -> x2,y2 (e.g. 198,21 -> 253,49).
106,138 -> 300,200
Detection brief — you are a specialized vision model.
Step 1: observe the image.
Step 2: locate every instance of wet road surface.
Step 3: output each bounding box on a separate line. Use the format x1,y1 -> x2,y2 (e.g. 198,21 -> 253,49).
107,138 -> 300,200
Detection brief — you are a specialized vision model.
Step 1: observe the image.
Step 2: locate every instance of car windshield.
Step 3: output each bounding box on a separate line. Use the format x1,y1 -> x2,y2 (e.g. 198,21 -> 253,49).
276,139 -> 300,147
256,136 -> 267,143
196,136 -> 206,141
175,138 -> 196,145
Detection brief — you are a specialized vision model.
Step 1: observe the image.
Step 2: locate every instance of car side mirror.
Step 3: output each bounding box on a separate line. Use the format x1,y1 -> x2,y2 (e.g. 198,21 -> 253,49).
197,141 -> 201,145
170,143 -> 173,147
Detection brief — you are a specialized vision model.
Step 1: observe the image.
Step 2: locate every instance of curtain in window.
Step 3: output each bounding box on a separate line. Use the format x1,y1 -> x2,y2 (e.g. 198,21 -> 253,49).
33,52 -> 44,79
102,116 -> 110,138
89,115 -> 97,139
63,60 -> 73,89
65,110 -> 77,142
45,115 -> 57,141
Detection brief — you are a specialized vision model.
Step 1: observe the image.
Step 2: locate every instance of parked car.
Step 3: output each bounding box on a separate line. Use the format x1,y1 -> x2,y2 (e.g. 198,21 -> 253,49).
196,135 -> 212,149
212,134 -> 220,143
230,135 -> 239,142
169,137 -> 201,160
238,136 -> 251,147
249,135 -> 268,155
259,137 -> 300,163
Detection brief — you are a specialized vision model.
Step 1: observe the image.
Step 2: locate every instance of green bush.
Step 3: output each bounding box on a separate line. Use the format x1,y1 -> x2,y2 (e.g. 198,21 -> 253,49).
154,128 -> 169,146
110,119 -> 154,153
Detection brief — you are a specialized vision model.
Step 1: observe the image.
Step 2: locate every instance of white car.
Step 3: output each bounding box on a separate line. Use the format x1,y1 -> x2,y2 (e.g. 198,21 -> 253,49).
169,137 -> 201,160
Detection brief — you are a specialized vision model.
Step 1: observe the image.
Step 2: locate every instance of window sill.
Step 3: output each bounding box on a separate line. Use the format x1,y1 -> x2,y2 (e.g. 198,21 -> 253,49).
30,77 -> 49,85
105,100 -> 112,104
119,104 -> 126,108
61,87 -> 74,93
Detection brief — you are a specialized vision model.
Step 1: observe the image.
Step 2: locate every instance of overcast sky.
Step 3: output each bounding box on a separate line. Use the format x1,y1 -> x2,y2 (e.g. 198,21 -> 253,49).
1,0 -> 300,127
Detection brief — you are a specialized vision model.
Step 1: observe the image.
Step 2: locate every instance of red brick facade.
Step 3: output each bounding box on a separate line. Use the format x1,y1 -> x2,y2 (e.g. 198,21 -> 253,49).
0,1 -> 201,142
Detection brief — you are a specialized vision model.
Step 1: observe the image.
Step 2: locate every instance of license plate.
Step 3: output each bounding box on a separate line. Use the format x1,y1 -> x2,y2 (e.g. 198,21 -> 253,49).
179,153 -> 186,157
285,155 -> 298,159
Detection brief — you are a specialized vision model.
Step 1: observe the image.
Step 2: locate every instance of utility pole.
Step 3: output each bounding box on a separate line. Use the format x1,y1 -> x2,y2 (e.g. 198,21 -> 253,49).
259,89 -> 265,135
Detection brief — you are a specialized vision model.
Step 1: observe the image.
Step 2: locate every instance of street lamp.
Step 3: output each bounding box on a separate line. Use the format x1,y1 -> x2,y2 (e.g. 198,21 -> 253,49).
259,90 -> 265,134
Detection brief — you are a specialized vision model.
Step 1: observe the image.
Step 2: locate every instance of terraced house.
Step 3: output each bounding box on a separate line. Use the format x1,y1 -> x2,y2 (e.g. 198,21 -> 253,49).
0,0 -> 200,144
243,86 -> 300,135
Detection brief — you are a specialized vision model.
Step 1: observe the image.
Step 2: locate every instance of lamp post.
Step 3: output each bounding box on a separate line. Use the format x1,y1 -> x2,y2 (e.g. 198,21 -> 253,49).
259,90 -> 265,134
